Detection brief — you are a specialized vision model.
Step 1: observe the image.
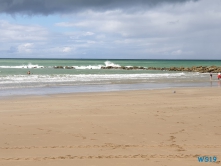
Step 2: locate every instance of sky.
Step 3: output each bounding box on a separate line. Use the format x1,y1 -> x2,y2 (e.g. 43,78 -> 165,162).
0,0 -> 220,59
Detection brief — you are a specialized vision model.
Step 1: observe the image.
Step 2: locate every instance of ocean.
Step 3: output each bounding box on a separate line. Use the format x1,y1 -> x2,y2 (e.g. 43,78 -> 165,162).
0,59 -> 220,97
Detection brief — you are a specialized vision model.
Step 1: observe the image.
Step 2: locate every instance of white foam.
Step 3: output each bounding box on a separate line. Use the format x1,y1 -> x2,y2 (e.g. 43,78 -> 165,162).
104,61 -> 121,67
0,71 -> 209,90
71,60 -> 121,69
73,65 -> 103,69
0,72 -> 192,84
0,61 -> 123,69
0,63 -> 44,69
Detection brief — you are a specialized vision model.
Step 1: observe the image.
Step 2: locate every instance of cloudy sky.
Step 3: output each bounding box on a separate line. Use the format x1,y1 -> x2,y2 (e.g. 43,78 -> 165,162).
0,0 -> 220,59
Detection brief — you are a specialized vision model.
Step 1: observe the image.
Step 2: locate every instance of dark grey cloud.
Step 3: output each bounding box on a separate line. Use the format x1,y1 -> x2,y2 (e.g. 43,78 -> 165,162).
0,0 -> 198,15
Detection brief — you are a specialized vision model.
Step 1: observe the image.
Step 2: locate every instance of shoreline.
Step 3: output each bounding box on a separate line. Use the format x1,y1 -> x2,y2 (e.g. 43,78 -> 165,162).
0,80 -> 218,98
0,85 -> 220,100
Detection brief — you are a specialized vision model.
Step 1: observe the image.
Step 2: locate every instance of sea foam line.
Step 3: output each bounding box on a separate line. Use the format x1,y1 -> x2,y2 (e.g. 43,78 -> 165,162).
0,63 -> 44,69
0,72 -> 198,84
0,61 -> 120,69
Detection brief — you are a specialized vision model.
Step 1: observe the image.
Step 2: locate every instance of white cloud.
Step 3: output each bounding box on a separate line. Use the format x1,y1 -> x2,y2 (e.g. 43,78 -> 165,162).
62,47 -> 72,53
0,20 -> 48,42
84,32 -> 94,36
172,50 -> 182,55
17,43 -> 34,53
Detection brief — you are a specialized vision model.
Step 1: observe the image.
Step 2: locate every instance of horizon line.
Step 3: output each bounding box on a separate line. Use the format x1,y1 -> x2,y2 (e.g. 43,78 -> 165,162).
0,58 -> 221,61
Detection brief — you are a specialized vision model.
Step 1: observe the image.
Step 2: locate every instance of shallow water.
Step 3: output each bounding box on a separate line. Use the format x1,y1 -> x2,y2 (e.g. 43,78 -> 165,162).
0,81 -> 218,98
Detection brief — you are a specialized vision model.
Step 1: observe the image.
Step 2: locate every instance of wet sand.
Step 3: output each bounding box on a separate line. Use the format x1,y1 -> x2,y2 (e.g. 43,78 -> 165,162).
0,87 -> 221,166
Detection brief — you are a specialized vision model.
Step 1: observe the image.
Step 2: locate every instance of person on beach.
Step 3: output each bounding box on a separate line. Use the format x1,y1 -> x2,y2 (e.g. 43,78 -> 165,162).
210,72 -> 212,80
218,72 -> 221,80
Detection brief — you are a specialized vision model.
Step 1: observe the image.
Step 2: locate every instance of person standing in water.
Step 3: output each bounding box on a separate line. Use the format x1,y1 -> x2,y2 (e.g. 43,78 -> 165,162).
27,71 -> 30,75
210,72 -> 212,80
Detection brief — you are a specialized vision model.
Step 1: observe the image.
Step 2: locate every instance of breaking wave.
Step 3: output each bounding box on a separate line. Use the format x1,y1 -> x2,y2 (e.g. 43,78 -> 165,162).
0,63 -> 44,69
0,61 -> 121,69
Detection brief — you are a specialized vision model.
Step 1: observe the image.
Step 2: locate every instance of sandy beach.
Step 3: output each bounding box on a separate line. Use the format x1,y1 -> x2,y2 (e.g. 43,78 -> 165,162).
0,87 -> 221,166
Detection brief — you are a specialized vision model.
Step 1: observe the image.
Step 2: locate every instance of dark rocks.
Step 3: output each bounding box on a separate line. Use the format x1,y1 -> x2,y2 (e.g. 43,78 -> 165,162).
101,65 -> 221,73
52,65 -> 221,73
101,66 -> 115,69
120,66 -> 127,69
65,66 -> 75,69
54,66 -> 75,69
54,66 -> 64,69
146,66 -> 221,73
102,66 -> 147,70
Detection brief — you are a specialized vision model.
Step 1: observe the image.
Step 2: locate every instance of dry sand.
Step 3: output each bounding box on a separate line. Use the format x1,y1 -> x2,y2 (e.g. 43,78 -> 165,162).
0,87 -> 221,166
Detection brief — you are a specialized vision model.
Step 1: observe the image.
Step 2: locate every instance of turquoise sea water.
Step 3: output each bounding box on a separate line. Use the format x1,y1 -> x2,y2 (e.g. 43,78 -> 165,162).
0,59 -> 220,96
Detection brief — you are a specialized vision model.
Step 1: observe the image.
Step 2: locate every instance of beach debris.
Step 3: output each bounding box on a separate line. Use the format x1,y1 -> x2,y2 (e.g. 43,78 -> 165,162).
174,91 -> 176,93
